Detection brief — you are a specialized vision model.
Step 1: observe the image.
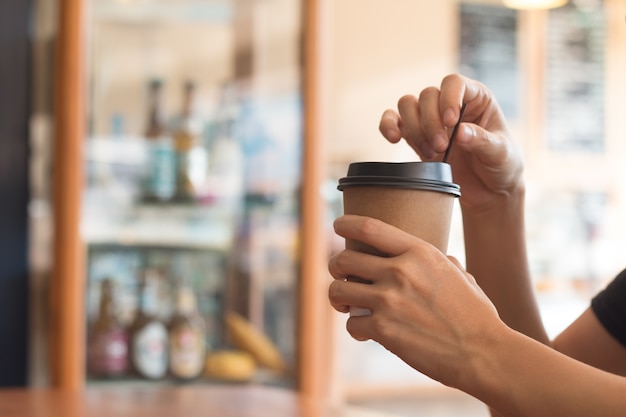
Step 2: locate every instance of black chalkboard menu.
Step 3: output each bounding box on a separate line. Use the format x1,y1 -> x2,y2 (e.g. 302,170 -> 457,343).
546,3 -> 606,153
460,3 -> 519,120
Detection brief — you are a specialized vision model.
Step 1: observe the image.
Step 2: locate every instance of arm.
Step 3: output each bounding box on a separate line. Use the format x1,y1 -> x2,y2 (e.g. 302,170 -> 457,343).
470,322 -> 626,417
554,307 -> 626,376
405,76 -> 626,358
328,215 -> 626,417
462,191 -> 549,344
554,269 -> 626,375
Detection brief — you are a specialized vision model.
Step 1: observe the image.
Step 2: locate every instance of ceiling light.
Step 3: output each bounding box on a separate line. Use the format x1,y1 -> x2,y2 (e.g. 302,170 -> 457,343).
503,0 -> 569,9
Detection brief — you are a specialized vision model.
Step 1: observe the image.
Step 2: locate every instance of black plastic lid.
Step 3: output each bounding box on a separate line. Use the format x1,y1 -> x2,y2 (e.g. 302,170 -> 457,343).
337,161 -> 460,197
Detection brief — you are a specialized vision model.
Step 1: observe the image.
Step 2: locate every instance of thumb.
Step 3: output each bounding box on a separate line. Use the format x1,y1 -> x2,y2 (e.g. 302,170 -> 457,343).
454,122 -> 510,168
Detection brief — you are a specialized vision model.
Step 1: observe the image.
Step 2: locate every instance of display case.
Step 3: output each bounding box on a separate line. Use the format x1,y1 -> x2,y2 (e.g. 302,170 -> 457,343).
50,0 -> 330,398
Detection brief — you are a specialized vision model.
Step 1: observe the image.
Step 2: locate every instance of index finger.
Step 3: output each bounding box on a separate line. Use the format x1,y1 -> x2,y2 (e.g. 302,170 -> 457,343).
439,74 -> 481,126
333,215 -> 431,257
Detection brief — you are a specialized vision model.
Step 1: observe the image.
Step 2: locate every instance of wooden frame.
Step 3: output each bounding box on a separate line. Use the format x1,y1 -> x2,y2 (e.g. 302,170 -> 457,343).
50,0 -> 331,400
50,0 -> 86,390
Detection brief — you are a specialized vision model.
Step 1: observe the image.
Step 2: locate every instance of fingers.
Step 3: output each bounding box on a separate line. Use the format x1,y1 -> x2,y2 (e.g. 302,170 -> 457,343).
333,215 -> 429,259
379,109 -> 403,144
453,123 -> 510,168
328,276 -> 378,317
396,91 -> 445,159
378,74 -> 488,160
328,249 -> 387,283
439,74 -> 472,127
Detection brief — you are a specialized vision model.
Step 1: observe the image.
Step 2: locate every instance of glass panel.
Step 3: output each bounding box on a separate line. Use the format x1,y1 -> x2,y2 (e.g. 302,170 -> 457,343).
83,0 -> 303,388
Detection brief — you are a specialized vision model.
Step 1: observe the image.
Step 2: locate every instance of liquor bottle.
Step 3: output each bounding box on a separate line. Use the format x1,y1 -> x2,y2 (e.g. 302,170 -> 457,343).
129,269 -> 168,380
87,278 -> 129,378
168,284 -> 207,381
208,81 -> 244,210
143,79 -> 176,202
172,80 -> 208,203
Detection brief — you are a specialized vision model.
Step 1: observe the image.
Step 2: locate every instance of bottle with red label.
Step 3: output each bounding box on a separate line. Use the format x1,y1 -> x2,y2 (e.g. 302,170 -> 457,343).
168,283 -> 207,381
87,278 -> 129,378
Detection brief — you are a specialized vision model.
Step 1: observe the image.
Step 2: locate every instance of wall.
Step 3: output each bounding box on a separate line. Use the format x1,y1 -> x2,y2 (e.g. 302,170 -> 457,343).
327,0 -> 504,166
325,0 -> 626,401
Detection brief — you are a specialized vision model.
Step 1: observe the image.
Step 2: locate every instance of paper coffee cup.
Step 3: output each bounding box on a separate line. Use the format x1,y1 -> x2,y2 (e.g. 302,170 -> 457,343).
337,161 -> 460,316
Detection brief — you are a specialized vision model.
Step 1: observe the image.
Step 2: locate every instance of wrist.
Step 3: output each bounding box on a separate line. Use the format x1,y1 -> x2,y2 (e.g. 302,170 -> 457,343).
460,181 -> 525,221
457,324 -> 526,416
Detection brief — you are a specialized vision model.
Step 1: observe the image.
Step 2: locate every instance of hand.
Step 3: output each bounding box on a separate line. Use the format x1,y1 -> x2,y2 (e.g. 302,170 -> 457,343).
379,73 -> 524,212
328,215 -> 504,388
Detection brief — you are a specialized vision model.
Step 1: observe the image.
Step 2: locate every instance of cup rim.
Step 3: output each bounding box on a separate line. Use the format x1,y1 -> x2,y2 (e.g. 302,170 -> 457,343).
337,161 -> 461,197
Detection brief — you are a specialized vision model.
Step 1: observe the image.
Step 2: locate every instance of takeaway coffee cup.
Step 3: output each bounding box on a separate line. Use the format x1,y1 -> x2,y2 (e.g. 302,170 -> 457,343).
337,161 -> 461,316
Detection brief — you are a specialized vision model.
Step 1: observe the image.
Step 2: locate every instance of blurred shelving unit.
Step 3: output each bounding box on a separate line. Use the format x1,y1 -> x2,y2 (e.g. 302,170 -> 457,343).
49,0 -> 332,402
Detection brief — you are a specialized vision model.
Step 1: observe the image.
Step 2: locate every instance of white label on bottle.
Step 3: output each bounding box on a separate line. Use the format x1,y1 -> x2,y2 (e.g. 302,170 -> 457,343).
133,322 -> 168,379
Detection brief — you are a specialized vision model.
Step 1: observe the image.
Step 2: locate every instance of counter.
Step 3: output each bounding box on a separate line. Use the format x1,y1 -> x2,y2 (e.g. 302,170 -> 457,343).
0,385 -> 397,417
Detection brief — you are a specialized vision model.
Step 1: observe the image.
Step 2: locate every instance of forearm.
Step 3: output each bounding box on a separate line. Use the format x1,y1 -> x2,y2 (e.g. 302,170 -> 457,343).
464,326 -> 626,417
462,186 -> 549,344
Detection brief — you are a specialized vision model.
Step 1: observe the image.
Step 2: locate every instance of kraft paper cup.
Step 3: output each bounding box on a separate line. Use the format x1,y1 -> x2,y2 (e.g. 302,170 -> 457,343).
337,161 -> 461,316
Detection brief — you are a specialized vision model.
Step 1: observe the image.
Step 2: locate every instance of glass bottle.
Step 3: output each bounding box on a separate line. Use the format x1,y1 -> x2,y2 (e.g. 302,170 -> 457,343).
208,81 -> 244,211
173,80 -> 208,203
143,79 -> 176,202
168,283 -> 207,381
87,278 -> 129,378
129,269 -> 168,380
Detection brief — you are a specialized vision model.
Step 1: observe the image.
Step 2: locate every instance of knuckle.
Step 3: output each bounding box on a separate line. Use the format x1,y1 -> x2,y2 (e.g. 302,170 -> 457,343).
327,253 -> 342,277
334,251 -> 356,276
442,73 -> 461,85
355,216 -> 380,239
369,315 -> 393,340
418,86 -> 439,101
327,280 -> 342,301
378,287 -> 401,311
397,94 -> 417,109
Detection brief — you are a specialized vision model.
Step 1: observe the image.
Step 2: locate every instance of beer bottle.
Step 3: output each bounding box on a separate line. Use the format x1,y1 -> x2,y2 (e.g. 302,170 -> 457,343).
87,278 -> 129,378
129,270 -> 168,380
143,79 -> 176,202
168,284 -> 207,381
172,80 -> 207,202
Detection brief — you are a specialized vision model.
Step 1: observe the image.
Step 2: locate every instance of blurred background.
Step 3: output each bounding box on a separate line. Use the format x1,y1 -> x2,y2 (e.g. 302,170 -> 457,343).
1,0 -> 624,416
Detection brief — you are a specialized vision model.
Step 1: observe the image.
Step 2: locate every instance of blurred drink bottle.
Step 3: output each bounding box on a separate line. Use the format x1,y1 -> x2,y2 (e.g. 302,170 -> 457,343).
87,278 -> 129,378
168,284 -> 207,380
143,79 -> 176,202
173,80 -> 207,203
129,270 -> 168,380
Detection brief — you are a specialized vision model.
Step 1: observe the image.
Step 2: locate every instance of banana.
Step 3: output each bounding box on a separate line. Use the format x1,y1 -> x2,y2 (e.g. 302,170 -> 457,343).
225,312 -> 286,374
205,350 -> 256,382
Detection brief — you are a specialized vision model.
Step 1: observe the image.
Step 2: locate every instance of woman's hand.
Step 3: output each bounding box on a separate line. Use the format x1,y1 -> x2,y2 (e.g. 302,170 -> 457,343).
328,215 -> 504,388
379,73 -> 523,213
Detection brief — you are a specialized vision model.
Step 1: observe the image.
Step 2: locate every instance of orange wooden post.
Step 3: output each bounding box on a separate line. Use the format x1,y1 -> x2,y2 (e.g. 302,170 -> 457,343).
49,0 -> 86,389
298,0 -> 333,401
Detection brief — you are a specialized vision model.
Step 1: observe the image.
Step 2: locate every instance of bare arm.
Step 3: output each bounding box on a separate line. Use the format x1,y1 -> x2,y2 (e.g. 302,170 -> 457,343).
462,189 -> 549,344
328,215 -> 626,417
553,307 -> 626,376
469,324 -> 626,417
375,74 -> 626,416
